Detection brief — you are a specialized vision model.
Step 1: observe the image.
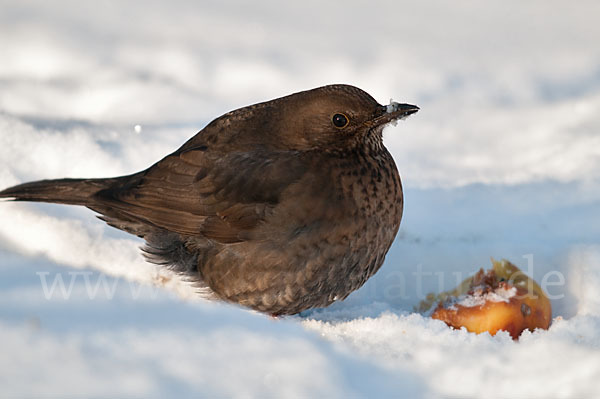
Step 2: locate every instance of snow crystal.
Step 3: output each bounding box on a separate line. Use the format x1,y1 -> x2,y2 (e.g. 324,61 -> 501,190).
385,99 -> 401,126
385,99 -> 400,114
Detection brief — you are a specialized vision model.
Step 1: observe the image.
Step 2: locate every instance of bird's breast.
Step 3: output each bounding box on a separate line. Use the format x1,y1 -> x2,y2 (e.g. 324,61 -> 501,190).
334,149 -> 403,238
201,148 -> 404,315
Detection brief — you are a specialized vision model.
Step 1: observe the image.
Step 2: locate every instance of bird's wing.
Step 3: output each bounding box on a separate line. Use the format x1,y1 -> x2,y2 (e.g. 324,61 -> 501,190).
94,147 -> 308,243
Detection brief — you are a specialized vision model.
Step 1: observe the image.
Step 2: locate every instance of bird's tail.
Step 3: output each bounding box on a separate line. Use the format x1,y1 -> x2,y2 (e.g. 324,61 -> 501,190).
0,177 -> 119,206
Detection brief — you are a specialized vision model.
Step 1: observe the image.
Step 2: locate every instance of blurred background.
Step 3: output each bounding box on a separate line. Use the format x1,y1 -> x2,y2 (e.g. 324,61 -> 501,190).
1,1 -> 599,397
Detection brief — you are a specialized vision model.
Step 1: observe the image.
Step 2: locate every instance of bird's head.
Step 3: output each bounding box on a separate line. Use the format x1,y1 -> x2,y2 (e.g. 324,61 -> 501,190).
205,84 -> 418,153
273,84 -> 419,151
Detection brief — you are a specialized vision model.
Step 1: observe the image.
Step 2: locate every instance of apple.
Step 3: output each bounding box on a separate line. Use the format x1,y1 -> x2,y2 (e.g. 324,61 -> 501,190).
422,259 -> 552,339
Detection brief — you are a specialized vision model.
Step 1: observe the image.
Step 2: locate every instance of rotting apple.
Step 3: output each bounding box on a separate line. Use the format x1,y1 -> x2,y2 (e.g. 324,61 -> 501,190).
418,259 -> 552,339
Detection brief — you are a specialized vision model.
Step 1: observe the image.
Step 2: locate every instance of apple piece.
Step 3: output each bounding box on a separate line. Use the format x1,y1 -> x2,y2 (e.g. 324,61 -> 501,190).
421,259 -> 551,339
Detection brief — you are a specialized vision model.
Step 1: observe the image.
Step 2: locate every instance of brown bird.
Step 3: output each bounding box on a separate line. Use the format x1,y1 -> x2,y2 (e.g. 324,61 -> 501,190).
0,84 -> 418,315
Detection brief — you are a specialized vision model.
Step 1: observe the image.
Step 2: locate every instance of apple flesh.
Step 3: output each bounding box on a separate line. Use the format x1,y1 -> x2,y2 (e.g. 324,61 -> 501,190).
425,259 -> 552,339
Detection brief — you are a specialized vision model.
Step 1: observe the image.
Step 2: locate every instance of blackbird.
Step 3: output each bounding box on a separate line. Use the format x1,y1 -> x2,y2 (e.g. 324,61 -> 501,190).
0,84 -> 418,315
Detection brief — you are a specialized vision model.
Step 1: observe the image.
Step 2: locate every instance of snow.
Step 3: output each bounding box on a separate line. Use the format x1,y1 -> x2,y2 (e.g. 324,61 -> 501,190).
1,1 -> 600,397
450,285 -> 518,309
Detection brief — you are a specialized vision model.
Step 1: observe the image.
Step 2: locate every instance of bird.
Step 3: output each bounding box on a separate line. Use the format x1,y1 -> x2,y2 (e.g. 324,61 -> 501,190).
0,84 -> 418,315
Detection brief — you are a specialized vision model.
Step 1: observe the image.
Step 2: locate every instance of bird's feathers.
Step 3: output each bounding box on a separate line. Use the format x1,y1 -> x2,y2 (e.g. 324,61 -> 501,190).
0,84 -> 416,314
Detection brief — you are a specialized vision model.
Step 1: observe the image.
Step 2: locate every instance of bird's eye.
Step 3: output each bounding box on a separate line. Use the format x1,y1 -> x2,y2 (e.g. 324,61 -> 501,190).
332,113 -> 349,128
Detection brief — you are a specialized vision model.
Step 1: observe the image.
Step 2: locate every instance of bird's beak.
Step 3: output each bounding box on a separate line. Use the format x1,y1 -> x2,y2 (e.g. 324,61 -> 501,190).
368,102 -> 419,127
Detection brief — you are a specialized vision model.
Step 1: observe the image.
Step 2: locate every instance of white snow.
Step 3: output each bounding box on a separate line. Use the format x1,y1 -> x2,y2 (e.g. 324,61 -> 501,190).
448,285 -> 518,309
1,1 -> 599,398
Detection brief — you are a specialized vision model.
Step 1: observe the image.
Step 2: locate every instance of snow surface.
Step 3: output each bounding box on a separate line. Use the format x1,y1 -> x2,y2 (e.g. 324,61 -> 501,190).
1,1 -> 600,397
